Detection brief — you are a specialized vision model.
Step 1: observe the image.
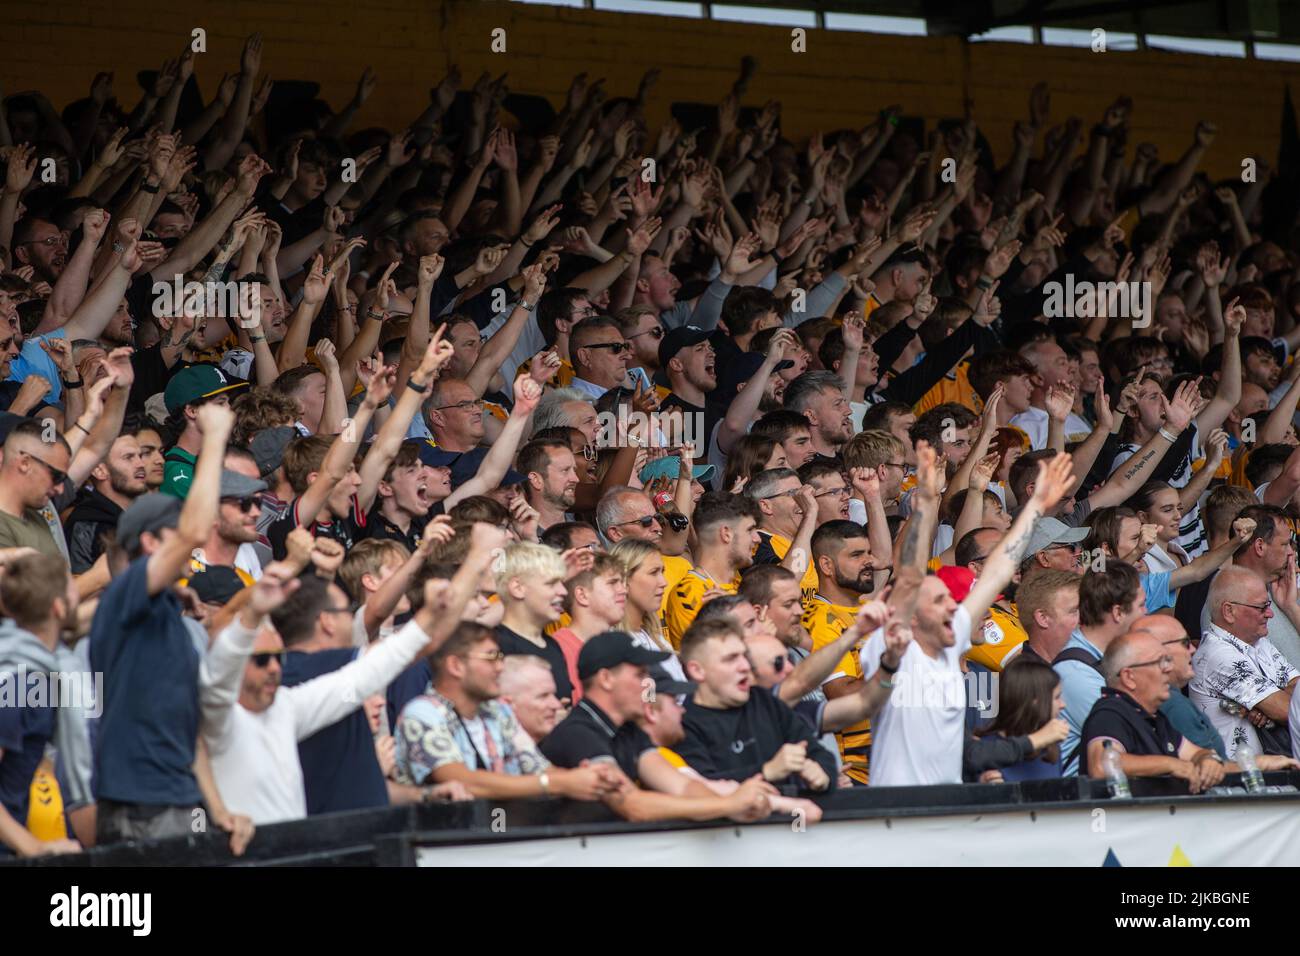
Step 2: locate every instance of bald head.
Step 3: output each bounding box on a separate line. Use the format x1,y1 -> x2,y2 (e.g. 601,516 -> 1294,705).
1207,565 -> 1271,640
1100,630 -> 1163,685
1129,614 -> 1186,644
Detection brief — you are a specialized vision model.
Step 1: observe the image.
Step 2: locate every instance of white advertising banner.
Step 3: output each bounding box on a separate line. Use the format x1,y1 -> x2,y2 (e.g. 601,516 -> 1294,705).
415,798 -> 1300,866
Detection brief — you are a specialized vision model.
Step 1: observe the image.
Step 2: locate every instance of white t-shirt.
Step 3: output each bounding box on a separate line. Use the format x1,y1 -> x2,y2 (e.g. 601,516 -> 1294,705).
1010,406 -> 1092,450
859,605 -> 973,786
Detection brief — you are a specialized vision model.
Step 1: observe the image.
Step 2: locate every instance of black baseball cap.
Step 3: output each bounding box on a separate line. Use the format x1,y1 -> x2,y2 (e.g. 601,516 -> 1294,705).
648,665 -> 695,698
577,630 -> 670,680
187,566 -> 246,606
714,351 -> 793,405
658,325 -> 713,369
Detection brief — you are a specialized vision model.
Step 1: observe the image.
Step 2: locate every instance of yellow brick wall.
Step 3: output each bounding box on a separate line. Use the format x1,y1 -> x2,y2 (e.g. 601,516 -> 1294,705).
3,0 -> 1299,177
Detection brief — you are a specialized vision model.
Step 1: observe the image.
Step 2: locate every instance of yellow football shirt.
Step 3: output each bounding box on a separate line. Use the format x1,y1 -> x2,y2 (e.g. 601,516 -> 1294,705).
665,568 -> 739,650
802,594 -> 870,785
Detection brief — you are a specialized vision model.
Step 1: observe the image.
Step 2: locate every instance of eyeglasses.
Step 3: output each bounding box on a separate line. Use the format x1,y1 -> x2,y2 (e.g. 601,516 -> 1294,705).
760,488 -> 801,501
250,651 -> 285,668
582,342 -> 630,355
1162,637 -> 1193,649
883,461 -> 907,471
433,399 -> 485,412
22,451 -> 68,486
466,650 -> 507,663
1125,655 -> 1174,672
223,496 -> 261,513
1227,600 -> 1271,613
814,485 -> 849,498
627,327 -> 665,341
571,307 -> 598,319
19,235 -> 67,249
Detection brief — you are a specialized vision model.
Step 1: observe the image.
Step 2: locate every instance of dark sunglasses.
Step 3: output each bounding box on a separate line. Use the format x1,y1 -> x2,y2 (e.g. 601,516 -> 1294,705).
23,451 -> 68,486
627,327 -> 665,341
583,342 -> 630,354
250,651 -> 285,668
771,655 -> 788,674
615,515 -> 658,529
223,496 -> 261,513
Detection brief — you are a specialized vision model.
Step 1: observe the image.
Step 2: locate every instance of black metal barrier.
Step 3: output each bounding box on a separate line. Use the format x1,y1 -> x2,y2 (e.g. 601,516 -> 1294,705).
7,772 -> 1299,867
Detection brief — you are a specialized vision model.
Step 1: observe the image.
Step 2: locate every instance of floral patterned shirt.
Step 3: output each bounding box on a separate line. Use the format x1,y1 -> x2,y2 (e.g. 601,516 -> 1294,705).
1189,622 -> 1299,759
394,689 -> 548,785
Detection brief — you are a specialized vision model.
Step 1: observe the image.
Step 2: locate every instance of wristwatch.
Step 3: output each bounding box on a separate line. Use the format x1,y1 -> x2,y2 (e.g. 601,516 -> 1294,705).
519,298 -> 536,312
539,771 -> 552,795
878,656 -> 899,676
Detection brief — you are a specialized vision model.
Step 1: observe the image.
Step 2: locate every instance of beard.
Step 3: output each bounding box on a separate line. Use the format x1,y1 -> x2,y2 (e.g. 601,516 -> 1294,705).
835,568 -> 872,595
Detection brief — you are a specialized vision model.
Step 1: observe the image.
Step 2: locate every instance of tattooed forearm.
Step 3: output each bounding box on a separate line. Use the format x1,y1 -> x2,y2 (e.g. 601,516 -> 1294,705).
1000,505 -> 1040,564
899,515 -> 922,567
1122,447 -> 1157,483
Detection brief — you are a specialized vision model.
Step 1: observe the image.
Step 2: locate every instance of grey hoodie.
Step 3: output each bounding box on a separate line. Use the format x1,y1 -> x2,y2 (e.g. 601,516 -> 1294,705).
0,621 -> 96,811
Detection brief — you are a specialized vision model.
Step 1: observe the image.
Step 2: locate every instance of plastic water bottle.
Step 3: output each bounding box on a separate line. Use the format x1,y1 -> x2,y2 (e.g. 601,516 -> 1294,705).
1236,741 -> 1266,794
1102,740 -> 1131,798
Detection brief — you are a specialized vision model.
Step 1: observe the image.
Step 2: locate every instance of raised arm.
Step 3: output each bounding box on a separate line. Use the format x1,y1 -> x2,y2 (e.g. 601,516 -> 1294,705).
148,403 -> 232,595
443,375 -> 542,508
965,453 -> 1074,627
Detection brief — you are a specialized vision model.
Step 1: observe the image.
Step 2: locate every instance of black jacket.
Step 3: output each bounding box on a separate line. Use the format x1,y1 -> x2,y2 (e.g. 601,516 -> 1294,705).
64,487 -> 123,574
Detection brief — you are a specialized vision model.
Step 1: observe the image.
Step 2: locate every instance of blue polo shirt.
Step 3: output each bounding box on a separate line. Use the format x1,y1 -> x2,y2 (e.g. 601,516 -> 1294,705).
1054,629 -> 1105,776
281,648 -> 389,815
1160,689 -> 1227,758
8,329 -> 67,406
89,556 -> 202,806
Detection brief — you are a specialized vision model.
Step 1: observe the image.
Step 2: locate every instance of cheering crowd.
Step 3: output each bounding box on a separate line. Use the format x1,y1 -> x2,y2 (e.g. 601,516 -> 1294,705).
4,28 -> 1300,858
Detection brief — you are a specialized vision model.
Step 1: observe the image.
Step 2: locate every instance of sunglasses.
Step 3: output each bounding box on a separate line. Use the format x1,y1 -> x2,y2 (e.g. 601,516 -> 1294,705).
250,651 -> 285,668
615,515 -> 658,529
771,655 -> 788,674
583,342 -> 630,354
22,451 -> 68,486
627,327 -> 665,341
223,496 -> 260,513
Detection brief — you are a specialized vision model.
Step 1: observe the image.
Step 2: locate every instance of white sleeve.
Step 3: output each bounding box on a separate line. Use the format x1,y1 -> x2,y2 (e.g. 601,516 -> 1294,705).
952,605 -> 973,656
857,627 -> 886,680
284,618 -> 431,740
199,619 -> 259,748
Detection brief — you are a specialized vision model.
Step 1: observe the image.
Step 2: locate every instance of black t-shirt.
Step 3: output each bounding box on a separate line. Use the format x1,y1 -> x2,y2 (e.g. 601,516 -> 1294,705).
539,698 -> 655,782
662,392 -> 723,451
129,345 -> 189,410
363,501 -> 442,553
494,625 -> 573,702
268,495 -> 366,559
1080,686 -> 1184,777
676,686 -> 837,786
1175,573 -> 1213,647
280,648 -> 389,814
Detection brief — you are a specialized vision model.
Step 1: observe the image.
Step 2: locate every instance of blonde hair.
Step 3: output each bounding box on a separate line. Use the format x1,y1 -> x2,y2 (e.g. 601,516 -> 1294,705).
842,429 -> 905,471
609,539 -> 671,652
340,538 -> 410,602
495,541 -> 567,593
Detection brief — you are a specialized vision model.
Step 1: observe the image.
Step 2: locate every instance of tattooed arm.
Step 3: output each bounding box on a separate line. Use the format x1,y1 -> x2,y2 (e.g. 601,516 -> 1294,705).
964,453 -> 1075,634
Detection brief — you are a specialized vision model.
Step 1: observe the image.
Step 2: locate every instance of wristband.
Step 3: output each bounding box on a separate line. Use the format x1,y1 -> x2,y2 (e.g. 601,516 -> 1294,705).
407,378 -> 429,394
886,114 -> 900,128
538,771 -> 551,795
72,422 -> 91,435
61,378 -> 83,389
521,238 -> 534,248
878,656 -> 899,676
140,180 -> 161,194
976,276 -> 995,290
249,335 -> 267,343
1158,426 -> 1180,443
